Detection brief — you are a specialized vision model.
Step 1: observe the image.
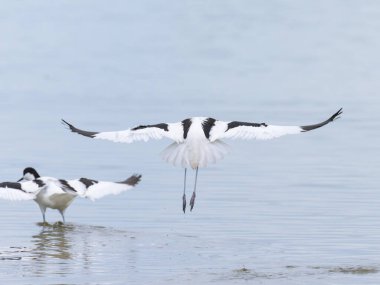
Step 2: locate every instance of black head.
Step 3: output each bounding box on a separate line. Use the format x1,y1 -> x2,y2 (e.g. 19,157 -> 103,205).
19,167 -> 40,181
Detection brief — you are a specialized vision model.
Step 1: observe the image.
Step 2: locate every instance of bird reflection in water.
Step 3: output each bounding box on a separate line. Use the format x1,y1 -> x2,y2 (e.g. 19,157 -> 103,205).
32,222 -> 74,260
29,222 -> 91,276
27,222 -> 137,278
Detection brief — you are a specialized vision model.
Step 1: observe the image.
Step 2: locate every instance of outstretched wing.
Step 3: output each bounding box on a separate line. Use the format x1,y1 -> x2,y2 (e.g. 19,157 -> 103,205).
62,120 -> 184,143
65,174 -> 142,201
209,108 -> 342,141
0,180 -> 46,201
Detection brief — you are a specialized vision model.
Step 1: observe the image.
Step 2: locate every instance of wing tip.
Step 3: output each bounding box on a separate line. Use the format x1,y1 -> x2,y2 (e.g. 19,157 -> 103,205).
61,119 -> 98,138
120,174 -> 142,186
301,108 -> 343,132
61,119 -> 77,132
330,107 -> 343,122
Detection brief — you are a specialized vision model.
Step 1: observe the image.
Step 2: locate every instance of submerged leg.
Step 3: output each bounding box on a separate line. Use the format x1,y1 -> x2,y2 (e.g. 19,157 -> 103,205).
59,210 -> 66,224
190,167 -> 198,211
39,205 -> 47,223
182,168 -> 187,213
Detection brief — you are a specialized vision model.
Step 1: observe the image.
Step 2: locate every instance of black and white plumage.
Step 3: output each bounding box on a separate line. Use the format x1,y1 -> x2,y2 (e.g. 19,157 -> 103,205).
62,108 -> 342,212
0,167 -> 141,223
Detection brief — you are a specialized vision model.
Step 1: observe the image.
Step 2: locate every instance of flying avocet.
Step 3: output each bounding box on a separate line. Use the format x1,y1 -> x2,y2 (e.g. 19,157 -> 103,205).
62,108 -> 342,212
0,167 -> 141,223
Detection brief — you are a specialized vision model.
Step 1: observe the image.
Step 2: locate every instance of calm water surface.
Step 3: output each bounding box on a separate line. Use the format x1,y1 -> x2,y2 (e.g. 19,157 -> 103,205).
1,1 -> 380,284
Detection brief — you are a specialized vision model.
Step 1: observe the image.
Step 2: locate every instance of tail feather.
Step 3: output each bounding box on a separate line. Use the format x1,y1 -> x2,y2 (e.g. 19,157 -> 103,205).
161,140 -> 230,168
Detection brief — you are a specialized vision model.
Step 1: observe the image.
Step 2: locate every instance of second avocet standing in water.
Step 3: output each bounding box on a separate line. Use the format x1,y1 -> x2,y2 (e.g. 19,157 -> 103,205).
62,108 -> 342,212
0,167 -> 141,223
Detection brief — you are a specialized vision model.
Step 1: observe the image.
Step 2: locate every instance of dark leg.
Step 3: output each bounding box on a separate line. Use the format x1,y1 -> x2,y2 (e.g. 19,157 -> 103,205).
190,167 -> 198,211
182,168 -> 187,213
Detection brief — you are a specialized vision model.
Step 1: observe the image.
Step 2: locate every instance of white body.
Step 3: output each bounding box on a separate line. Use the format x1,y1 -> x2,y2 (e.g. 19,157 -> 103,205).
161,118 -> 230,169
35,179 -> 76,212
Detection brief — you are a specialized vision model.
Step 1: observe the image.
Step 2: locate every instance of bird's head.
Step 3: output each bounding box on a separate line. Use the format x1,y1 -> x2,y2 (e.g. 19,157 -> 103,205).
18,167 -> 41,182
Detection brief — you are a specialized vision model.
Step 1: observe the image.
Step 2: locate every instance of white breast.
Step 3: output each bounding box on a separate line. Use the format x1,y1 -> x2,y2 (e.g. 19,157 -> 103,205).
35,182 -> 76,211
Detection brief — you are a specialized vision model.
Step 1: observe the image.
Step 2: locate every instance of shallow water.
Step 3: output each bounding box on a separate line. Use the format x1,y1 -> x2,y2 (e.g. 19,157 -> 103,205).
1,1 -> 380,284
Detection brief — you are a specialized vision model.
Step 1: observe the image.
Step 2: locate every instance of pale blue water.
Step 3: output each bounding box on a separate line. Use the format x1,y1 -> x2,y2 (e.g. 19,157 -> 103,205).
1,1 -> 380,284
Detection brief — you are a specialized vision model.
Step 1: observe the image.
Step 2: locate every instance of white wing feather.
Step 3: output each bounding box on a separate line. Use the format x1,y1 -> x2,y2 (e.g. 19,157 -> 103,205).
95,124 -> 181,143
209,121 -> 301,142
63,120 -> 184,144
0,181 -> 43,201
209,109 -> 343,142
81,182 -> 135,201
67,175 -> 141,201
0,188 -> 35,201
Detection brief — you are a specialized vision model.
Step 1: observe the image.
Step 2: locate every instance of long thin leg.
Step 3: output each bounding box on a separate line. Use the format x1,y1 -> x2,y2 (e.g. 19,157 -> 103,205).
59,210 -> 66,224
39,205 -> 47,223
182,168 -> 187,213
190,167 -> 198,211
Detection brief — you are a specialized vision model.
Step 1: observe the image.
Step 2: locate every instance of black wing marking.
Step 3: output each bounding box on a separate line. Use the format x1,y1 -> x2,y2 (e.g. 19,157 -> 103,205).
0,182 -> 25,191
34,179 -> 45,188
131,123 -> 169,131
301,108 -> 343,132
79,178 -> 99,188
59,179 -> 77,192
226,121 -> 268,131
182,119 -> 192,139
202,118 -> 216,139
62,119 -> 99,138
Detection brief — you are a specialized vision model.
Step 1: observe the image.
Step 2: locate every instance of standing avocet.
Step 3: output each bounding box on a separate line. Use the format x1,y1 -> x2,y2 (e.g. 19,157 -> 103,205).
62,108 -> 342,212
0,167 -> 141,223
